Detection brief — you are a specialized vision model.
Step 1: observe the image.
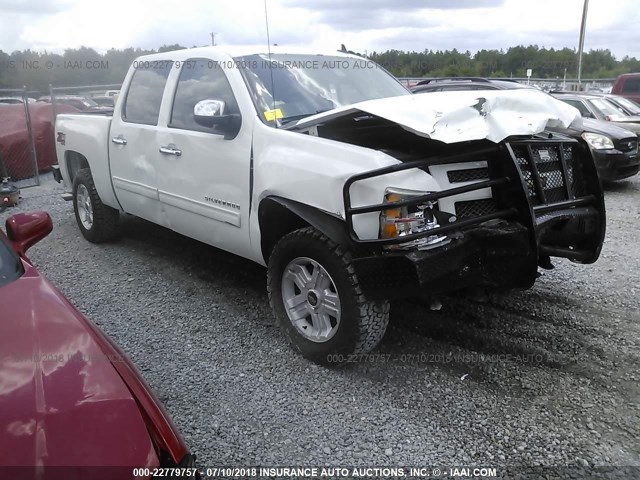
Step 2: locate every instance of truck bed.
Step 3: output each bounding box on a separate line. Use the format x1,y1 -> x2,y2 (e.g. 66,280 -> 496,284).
55,113 -> 119,209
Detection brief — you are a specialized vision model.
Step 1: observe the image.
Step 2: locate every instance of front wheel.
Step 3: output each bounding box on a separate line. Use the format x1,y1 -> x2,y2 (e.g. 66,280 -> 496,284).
267,227 -> 390,364
73,168 -> 119,243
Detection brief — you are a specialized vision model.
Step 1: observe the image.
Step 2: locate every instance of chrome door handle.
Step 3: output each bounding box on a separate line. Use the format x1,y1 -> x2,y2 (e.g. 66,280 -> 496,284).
111,136 -> 127,145
159,145 -> 182,157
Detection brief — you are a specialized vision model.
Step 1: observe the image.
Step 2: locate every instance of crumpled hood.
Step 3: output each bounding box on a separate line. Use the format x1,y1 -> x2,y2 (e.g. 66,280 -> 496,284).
293,89 -> 582,144
0,261 -> 159,469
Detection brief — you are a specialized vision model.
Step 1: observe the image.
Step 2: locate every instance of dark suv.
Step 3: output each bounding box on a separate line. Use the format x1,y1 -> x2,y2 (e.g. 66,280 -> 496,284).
412,78 -> 639,182
550,92 -> 640,134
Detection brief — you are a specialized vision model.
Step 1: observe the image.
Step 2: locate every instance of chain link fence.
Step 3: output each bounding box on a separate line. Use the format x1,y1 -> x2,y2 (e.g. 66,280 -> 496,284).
0,88 -> 40,187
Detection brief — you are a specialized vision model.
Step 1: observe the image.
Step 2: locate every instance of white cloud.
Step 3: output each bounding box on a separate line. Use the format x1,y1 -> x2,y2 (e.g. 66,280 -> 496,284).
0,0 -> 638,59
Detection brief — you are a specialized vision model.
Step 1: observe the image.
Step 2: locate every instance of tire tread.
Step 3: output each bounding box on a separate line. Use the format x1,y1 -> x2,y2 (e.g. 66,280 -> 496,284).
73,168 -> 119,243
267,227 -> 389,361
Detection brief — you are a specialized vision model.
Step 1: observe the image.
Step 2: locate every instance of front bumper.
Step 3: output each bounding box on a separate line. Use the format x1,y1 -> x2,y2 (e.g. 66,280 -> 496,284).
345,135 -> 606,299
592,149 -> 640,181
354,222 -> 533,299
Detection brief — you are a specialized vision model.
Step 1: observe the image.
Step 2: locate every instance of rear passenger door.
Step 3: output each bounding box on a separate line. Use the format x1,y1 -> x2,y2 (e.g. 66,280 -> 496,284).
109,61 -> 172,224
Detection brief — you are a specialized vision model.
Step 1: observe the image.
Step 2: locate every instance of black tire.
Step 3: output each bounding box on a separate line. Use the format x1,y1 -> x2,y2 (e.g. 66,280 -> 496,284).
72,168 -> 119,243
267,227 -> 390,364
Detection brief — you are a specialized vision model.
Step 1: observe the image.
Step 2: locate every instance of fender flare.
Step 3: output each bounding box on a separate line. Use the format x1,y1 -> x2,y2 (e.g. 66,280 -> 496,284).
258,196 -> 352,261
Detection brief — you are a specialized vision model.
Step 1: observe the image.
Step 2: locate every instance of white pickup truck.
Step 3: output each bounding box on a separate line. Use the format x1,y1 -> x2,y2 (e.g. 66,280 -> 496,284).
54,46 -> 606,363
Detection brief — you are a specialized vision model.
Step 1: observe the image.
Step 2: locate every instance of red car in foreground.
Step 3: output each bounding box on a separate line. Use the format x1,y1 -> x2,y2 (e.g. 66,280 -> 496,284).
0,212 -> 197,480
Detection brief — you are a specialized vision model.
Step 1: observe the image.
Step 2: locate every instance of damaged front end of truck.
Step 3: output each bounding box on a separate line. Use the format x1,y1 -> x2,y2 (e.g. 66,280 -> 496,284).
289,90 -> 606,299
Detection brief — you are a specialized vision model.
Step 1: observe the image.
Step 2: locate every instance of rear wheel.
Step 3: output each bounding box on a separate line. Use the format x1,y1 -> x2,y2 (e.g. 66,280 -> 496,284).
73,168 -> 119,243
267,227 -> 390,364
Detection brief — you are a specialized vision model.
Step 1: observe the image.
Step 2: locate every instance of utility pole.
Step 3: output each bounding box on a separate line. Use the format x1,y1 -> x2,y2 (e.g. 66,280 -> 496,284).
576,0 -> 589,90
210,32 -> 217,46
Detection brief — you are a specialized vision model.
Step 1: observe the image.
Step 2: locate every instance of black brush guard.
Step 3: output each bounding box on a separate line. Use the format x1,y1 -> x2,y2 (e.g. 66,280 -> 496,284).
344,136 -> 606,298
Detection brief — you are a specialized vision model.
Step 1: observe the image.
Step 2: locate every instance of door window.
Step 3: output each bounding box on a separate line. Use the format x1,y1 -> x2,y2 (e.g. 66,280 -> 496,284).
170,58 -> 240,133
561,99 -> 593,117
122,61 -> 172,125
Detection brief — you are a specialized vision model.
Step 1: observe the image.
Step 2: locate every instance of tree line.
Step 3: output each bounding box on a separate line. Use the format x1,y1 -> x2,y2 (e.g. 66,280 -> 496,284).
369,46 -> 640,79
1,44 -> 638,93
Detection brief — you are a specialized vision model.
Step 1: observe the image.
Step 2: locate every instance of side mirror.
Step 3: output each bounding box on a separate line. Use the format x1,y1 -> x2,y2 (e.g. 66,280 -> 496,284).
194,99 -> 226,127
193,99 -> 241,139
6,211 -> 53,255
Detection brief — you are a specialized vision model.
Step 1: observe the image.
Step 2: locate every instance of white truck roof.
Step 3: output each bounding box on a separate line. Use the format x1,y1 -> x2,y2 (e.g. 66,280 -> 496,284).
133,45 -> 362,62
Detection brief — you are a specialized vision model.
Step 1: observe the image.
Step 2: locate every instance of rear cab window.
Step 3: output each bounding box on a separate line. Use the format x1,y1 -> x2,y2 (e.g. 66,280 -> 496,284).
122,60 -> 173,125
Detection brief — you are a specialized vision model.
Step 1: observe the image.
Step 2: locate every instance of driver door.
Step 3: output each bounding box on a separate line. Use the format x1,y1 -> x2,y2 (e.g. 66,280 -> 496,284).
155,58 -> 252,257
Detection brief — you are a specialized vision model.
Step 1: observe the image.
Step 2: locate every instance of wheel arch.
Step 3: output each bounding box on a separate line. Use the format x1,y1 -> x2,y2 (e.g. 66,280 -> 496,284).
258,196 -> 351,264
65,150 -> 90,183
64,149 -> 121,210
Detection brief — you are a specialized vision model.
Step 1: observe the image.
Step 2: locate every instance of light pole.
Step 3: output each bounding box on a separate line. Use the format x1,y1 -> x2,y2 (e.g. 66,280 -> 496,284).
576,0 -> 589,90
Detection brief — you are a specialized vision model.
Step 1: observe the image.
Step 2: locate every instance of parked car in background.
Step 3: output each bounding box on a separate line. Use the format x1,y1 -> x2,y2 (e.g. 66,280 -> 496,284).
0,97 -> 23,105
577,119 -> 640,181
412,78 -> 639,182
0,211 -> 197,479
0,97 -> 36,105
91,95 -> 116,107
589,93 -> 640,117
37,95 -> 112,113
612,73 -> 640,103
412,77 -> 530,93
551,92 -> 640,135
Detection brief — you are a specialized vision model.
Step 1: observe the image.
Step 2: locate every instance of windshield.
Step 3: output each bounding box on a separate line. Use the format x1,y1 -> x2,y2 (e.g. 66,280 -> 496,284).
613,96 -> 640,115
0,234 -> 23,287
589,98 -> 625,117
235,54 -> 409,124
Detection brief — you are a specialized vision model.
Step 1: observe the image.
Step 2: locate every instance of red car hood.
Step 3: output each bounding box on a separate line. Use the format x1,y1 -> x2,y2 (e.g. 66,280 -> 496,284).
0,261 -> 159,471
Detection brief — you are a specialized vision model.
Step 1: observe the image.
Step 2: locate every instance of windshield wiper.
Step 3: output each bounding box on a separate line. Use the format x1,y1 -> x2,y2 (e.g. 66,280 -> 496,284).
280,109 -> 332,125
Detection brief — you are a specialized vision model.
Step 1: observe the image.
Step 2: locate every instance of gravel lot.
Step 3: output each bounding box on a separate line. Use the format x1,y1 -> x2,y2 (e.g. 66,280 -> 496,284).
2,172 -> 638,475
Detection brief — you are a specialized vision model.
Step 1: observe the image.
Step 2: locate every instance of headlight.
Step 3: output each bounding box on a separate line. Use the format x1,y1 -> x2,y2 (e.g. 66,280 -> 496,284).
379,188 -> 448,250
582,132 -> 615,150
380,188 -> 429,239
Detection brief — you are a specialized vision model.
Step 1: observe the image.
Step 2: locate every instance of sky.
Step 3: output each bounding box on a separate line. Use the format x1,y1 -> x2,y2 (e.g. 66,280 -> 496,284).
0,0 -> 638,59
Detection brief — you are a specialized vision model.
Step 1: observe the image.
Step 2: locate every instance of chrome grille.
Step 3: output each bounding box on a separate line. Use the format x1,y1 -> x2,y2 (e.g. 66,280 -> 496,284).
615,138 -> 638,154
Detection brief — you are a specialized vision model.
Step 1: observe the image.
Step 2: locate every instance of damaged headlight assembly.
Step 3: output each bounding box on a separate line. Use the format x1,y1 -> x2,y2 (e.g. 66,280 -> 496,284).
379,188 -> 450,250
